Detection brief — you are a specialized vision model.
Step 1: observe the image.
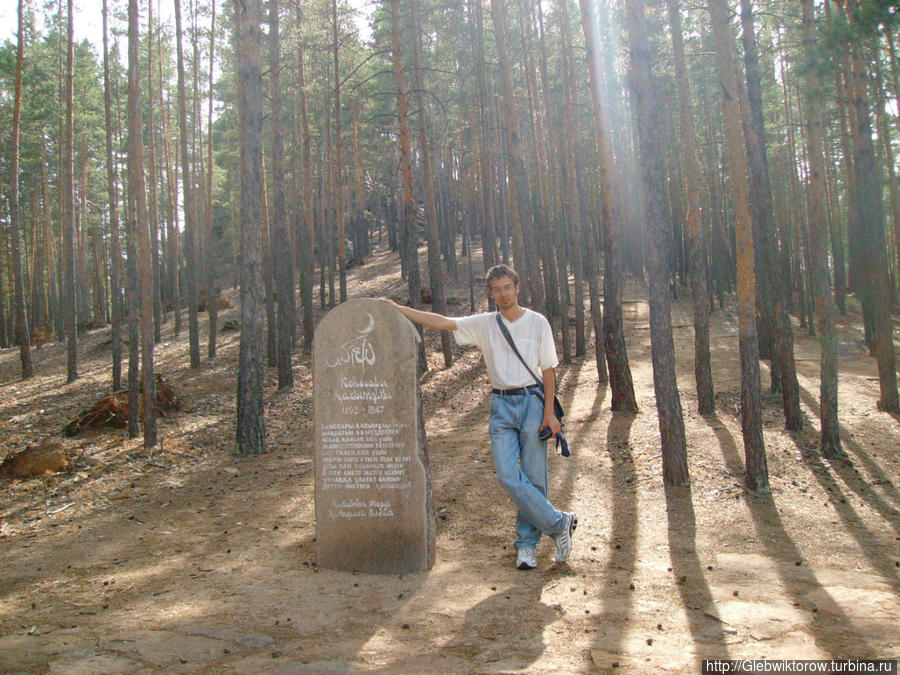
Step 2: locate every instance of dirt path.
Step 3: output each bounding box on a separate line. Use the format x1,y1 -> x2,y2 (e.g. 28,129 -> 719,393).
1,247 -> 899,673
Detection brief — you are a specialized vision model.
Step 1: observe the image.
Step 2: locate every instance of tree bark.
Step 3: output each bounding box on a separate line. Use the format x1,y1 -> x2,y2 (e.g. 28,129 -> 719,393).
578,0 -> 638,412
235,0 -> 267,454
175,0 -> 201,368
32,151 -> 50,333
0,247 -> 6,349
412,0 -> 452,367
269,0 -> 294,389
146,0 -> 162,344
63,0 -> 78,382
128,0 -> 158,448
518,0 -> 565,361
739,0 -> 801,431
126,202 -> 141,439
708,0 -> 768,492
332,0 -> 347,303
556,0 -> 586,357
157,14 -> 180,337
390,0 -> 426,372
845,26 -> 899,411
626,0 -> 688,486
205,0 -> 219,358
489,0 -> 542,309
801,0 -> 844,458
471,0 -> 497,274
295,18 -> 315,353
665,0 -> 713,415
10,0 -> 33,380
261,154 -> 276,367
886,32 -> 900,297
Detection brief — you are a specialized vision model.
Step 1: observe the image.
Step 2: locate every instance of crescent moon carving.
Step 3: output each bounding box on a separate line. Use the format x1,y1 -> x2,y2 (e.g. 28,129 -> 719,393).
359,312 -> 375,335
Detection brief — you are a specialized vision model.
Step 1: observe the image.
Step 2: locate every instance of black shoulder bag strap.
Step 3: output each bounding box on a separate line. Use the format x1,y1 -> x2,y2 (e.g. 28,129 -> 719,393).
495,313 -> 569,456
494,313 -> 548,394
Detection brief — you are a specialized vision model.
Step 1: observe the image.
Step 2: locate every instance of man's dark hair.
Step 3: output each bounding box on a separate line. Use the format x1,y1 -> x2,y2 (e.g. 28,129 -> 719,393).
485,264 -> 519,289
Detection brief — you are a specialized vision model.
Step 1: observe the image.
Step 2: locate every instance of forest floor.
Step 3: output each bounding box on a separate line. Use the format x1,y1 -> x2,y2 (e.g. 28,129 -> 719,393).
1,244 -> 899,674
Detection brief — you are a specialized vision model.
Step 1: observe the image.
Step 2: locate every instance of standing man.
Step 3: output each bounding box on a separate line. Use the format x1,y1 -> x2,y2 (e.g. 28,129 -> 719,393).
383,264 -> 577,569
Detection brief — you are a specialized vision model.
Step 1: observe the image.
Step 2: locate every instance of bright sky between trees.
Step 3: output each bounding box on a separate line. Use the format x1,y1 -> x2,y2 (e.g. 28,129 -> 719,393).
1,0 -> 373,56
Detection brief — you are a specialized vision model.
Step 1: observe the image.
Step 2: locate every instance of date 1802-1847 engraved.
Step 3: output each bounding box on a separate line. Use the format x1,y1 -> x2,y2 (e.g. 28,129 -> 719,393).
340,405 -> 386,416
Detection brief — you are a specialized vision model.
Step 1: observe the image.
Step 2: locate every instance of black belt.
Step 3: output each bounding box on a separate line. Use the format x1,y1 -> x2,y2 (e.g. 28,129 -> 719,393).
491,385 -> 543,397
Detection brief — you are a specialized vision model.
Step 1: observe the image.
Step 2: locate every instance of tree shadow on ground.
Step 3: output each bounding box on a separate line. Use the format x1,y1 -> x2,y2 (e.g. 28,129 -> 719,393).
788,387 -> 900,594
557,358 -> 606,427
796,385 -> 900,515
440,583 -> 561,669
547,360 -> 601,520
591,411 -> 637,656
664,484 -> 731,667
704,415 -> 878,657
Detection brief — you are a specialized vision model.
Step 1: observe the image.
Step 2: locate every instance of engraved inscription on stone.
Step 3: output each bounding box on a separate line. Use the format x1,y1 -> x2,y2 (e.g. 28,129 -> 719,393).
314,298 -> 435,574
320,421 -> 411,494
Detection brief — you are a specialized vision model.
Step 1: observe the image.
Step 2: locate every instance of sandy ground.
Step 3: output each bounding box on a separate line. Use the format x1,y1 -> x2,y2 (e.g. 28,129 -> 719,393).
1,245 -> 899,673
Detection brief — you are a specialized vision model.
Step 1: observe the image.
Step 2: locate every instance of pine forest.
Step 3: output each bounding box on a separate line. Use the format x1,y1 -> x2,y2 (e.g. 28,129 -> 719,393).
0,0 -> 899,669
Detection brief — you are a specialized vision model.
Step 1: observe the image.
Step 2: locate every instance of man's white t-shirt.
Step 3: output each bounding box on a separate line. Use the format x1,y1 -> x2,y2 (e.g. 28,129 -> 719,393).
453,309 -> 559,390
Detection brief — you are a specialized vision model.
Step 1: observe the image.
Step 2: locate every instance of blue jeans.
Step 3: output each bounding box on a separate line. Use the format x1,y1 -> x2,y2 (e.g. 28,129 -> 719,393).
489,392 -> 566,550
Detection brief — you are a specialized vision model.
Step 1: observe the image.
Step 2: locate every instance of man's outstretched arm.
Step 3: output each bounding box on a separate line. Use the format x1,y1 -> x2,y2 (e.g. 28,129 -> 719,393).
381,298 -> 457,331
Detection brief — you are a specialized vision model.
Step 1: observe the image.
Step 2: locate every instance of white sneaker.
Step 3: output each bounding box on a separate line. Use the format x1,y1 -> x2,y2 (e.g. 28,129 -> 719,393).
516,547 -> 537,570
553,512 -> 578,563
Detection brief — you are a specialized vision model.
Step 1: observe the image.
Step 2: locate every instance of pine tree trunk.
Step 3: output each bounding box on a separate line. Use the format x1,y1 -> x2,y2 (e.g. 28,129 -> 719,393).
783,79 -> 814,332
886,32 -> 900,297
0,251 -> 6,349
823,134 -> 847,315
801,0 -> 843,458
556,0 -> 585,357
626,0 -> 688,486
175,0 -> 201,368
740,0 -> 774,364
261,154 -> 277,367
296,21 -> 315,353
578,0 -> 638,412
471,0 -> 497,274
127,0 -> 158,448
332,0 -> 347,303
90,224 -> 106,326
412,0 -> 452,367
390,0 -> 424,361
835,74 -> 862,302
10,0 -> 33,380
157,18 -> 180,337
205,0 -> 218,358
518,0 -> 564,354
235,0 -> 267,455
739,0 -> 801,431
146,0 -> 162,344
40,143 -> 55,335
269,0 -> 294,389
126,203 -> 141,439
62,0 -> 78,381
665,0 -> 713,415
32,168 -> 48,331
844,6 -> 899,411
876,84 -> 900,302
45,140 -> 60,342
489,0 -> 542,308
76,170 -> 90,325
708,0 -> 768,492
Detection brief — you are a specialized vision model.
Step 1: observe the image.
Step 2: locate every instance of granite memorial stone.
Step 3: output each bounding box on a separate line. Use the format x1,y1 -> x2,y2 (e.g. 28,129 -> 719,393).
314,298 -> 435,573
